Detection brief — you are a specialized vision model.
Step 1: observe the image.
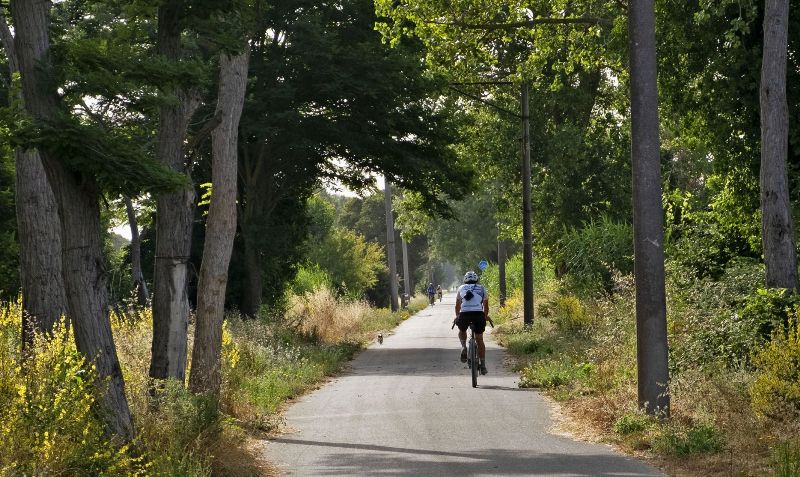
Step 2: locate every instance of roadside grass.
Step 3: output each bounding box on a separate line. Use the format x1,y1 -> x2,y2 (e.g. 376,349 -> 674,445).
492,274 -> 799,477
0,289 -> 425,476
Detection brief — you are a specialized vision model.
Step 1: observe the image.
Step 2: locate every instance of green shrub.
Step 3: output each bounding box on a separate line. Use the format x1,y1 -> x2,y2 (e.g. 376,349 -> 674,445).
481,254 -> 555,301
137,381 -> 220,477
519,359 -> 593,389
499,321 -> 548,356
667,258 -> 773,370
290,263 -> 332,296
651,422 -> 725,456
740,288 -> 799,340
540,295 -> 592,332
751,315 -> 800,420
665,171 -> 761,281
771,439 -> 800,477
553,217 -> 633,297
613,412 -> 652,435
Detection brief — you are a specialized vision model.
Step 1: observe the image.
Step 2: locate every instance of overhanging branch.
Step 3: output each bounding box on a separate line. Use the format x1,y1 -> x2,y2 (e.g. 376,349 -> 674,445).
184,111 -> 223,165
428,16 -> 613,30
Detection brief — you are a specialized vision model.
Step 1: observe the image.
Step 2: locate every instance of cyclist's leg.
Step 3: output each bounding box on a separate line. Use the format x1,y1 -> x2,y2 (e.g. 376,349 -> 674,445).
473,314 -> 488,373
456,314 -> 469,362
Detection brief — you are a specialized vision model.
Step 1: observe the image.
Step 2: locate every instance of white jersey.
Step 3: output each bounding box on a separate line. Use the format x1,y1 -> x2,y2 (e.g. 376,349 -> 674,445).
457,284 -> 486,312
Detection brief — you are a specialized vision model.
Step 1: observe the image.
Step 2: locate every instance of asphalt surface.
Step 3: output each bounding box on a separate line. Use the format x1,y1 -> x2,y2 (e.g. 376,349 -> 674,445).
263,293 -> 663,476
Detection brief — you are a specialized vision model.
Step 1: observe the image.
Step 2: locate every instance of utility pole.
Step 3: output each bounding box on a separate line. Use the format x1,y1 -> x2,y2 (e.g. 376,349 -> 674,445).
498,236 -> 507,307
384,179 -> 399,312
521,82 -> 534,325
629,0 -> 670,416
402,237 -> 411,298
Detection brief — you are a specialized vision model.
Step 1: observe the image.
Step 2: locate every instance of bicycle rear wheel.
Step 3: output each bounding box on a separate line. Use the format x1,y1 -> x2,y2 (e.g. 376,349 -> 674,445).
470,336 -> 478,387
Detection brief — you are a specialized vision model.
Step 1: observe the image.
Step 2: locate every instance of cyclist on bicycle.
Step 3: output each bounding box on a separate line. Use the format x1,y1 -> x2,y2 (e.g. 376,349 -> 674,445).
426,283 -> 436,305
436,285 -> 443,302
454,271 -> 493,375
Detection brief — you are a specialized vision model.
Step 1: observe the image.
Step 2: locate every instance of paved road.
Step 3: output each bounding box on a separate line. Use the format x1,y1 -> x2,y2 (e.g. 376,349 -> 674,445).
263,293 -> 662,476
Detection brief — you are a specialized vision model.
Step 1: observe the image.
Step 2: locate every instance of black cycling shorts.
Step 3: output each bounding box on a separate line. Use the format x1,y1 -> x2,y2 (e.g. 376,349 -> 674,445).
457,311 -> 486,334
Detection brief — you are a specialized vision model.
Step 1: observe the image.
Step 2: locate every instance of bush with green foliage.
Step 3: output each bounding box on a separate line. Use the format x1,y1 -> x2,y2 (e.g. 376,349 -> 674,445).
519,359 -> 594,389
539,294 -> 592,332
650,422 -> 725,456
290,263 -> 333,296
666,258 -> 779,370
751,314 -> 800,421
613,412 -> 653,435
304,226 -> 386,299
552,217 -> 632,297
665,171 -> 762,281
480,253 -> 555,300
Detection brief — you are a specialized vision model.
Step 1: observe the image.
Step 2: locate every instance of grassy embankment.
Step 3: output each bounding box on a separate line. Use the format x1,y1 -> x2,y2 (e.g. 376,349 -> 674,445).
0,290 -> 428,477
488,267 -> 800,477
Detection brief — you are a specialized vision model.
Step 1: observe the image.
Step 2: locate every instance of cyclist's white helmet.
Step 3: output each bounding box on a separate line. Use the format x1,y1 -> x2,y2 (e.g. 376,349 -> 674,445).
463,271 -> 479,284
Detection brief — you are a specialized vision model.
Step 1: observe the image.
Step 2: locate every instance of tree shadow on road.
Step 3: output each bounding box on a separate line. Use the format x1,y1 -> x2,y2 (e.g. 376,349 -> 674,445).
475,384 -> 534,392
269,437 -> 661,476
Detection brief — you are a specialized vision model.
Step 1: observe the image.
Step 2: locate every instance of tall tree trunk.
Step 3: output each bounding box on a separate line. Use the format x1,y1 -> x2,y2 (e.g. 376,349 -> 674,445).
0,12 -> 66,347
628,0 -> 670,416
150,0 -> 197,382
240,236 -> 263,318
16,150 -> 66,346
189,49 -> 250,395
760,0 -> 797,291
11,0 -> 133,438
124,197 -> 148,307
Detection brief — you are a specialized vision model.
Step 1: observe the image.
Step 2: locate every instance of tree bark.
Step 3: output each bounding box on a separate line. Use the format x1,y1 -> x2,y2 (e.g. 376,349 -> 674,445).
11,0 -> 133,438
16,150 -> 66,346
189,49 -> 250,395
0,11 -> 66,347
124,197 -> 149,307
628,0 -> 670,416
760,0 -> 797,291
150,0 -> 198,382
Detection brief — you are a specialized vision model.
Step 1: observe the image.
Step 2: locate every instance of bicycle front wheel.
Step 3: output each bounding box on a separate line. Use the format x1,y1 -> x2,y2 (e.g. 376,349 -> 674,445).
470,337 -> 478,387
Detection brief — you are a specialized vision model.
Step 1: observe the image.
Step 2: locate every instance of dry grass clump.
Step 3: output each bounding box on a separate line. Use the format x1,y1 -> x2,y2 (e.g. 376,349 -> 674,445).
285,287 -> 372,343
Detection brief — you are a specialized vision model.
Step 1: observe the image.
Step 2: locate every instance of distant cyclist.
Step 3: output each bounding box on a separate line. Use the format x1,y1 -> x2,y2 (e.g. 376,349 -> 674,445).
454,271 -> 493,375
436,284 -> 443,302
426,282 -> 436,305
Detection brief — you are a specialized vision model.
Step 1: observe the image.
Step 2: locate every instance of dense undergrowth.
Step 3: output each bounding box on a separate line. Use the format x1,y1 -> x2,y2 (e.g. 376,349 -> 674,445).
489,256 -> 800,476
0,292 -> 427,476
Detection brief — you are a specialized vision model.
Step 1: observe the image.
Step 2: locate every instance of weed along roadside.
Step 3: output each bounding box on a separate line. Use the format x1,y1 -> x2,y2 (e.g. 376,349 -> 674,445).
482,256 -> 800,477
221,291 -> 429,423
0,293 -> 428,476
